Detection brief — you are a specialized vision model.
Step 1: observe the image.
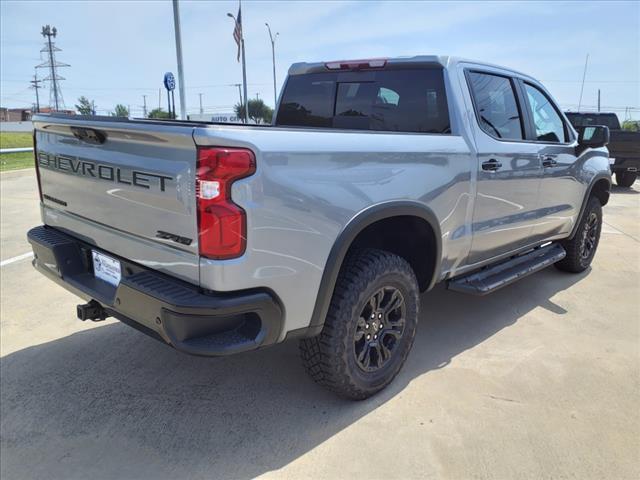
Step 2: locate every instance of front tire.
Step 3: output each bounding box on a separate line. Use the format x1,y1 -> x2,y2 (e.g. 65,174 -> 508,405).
616,171 -> 637,188
555,196 -> 602,273
300,249 -> 419,400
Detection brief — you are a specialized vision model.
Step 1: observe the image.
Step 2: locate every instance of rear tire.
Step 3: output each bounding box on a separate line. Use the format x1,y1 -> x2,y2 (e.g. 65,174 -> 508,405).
555,196 -> 602,273
299,248 -> 419,400
616,171 -> 637,188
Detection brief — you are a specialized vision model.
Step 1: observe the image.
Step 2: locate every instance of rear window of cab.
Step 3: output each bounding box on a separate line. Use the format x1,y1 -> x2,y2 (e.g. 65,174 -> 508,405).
275,68 -> 451,134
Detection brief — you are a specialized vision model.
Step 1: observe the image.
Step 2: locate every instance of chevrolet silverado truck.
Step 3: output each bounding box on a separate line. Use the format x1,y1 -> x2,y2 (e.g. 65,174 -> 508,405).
28,56 -> 611,400
565,112 -> 640,188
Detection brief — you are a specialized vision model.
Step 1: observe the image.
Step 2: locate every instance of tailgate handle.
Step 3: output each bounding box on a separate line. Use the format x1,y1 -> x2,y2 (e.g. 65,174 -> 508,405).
70,126 -> 107,145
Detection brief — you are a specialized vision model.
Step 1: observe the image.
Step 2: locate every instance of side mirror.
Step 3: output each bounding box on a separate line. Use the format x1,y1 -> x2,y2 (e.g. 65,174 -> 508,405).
578,125 -> 609,149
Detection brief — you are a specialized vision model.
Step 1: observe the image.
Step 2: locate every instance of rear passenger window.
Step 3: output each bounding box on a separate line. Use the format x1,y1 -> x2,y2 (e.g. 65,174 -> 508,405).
276,75 -> 335,127
335,82 -> 375,130
524,83 -> 567,142
277,68 -> 451,134
467,71 -> 523,140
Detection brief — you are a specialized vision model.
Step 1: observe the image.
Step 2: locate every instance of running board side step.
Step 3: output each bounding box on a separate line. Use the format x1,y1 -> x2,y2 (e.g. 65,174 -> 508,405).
447,243 -> 566,295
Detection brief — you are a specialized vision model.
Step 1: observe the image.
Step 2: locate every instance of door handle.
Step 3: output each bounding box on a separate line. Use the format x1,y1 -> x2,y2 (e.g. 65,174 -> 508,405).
539,155 -> 558,168
482,159 -> 502,171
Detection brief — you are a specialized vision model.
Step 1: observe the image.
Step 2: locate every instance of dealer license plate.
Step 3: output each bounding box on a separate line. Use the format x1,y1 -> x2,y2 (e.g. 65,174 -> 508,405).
92,250 -> 121,287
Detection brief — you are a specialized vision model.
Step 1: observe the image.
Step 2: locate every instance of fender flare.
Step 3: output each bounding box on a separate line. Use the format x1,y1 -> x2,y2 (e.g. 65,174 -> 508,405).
304,201 -> 442,336
568,173 -> 611,240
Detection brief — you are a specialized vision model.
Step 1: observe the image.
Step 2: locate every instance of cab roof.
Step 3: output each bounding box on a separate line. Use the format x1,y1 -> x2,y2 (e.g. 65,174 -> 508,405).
288,55 -> 538,83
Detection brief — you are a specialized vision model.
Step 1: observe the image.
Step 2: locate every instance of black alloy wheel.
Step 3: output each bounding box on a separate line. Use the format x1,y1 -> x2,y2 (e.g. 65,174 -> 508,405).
354,287 -> 406,372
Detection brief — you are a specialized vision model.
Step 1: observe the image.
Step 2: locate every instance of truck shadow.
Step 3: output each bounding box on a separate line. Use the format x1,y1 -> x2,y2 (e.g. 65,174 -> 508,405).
611,184 -> 638,194
1,268 -> 587,479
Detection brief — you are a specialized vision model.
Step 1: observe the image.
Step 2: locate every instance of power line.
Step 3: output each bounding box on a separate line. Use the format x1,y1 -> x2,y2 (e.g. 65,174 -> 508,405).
543,80 -> 640,84
562,103 -> 639,110
26,82 -> 269,92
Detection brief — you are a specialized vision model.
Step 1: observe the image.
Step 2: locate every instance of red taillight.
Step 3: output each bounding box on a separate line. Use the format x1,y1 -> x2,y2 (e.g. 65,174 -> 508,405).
196,147 -> 256,259
325,58 -> 387,70
33,131 -> 43,201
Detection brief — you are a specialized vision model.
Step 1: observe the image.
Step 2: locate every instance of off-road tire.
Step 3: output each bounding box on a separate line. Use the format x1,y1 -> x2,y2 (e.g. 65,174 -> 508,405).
299,249 -> 419,400
615,171 -> 637,188
555,196 -> 602,273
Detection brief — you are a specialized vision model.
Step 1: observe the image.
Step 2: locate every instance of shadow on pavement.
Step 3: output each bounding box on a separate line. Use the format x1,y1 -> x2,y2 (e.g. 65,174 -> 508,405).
0,268 -> 587,479
611,184 -> 638,195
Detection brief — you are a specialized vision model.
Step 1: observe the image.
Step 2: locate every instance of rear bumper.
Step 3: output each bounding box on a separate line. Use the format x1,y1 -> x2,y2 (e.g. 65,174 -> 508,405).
611,157 -> 640,172
27,225 -> 283,356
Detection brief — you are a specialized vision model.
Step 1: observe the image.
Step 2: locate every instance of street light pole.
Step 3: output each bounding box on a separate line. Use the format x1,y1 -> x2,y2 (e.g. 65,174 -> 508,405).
577,53 -> 589,112
228,11 -> 249,124
265,23 -> 279,108
30,69 -> 42,113
241,37 -> 249,123
172,0 -> 187,119
236,84 -> 243,106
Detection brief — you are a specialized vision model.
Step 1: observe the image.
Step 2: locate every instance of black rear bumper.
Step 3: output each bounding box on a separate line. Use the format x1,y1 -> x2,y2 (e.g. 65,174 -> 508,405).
27,225 -> 283,356
611,157 -> 640,173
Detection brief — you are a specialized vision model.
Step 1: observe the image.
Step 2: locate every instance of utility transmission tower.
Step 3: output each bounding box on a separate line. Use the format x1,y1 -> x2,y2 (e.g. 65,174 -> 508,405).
30,70 -> 43,113
37,25 -> 69,111
142,95 -> 148,117
198,93 -> 204,114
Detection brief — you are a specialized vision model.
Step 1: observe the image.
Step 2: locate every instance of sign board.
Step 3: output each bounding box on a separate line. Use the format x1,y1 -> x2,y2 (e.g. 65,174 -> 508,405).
211,114 -> 242,123
163,72 -> 176,91
187,113 -> 243,123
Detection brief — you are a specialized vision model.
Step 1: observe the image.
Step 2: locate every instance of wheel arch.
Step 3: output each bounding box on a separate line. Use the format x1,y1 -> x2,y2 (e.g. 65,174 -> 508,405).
304,201 -> 442,336
568,174 -> 611,240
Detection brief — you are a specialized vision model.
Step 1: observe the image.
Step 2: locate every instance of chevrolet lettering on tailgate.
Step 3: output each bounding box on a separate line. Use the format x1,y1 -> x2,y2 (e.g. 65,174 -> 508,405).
37,152 -> 173,191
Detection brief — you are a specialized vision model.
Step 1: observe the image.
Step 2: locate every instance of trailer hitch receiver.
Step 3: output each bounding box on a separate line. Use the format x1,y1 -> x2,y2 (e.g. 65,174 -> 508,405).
77,300 -> 108,321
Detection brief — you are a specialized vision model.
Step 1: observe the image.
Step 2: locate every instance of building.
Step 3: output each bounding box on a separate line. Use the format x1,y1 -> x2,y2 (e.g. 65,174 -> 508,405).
0,108 -> 32,122
37,107 -> 75,115
0,107 -> 76,122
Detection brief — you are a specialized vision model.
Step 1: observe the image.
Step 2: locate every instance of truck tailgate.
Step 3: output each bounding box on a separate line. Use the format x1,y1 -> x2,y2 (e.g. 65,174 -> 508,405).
33,116 -> 200,284
610,130 -> 640,158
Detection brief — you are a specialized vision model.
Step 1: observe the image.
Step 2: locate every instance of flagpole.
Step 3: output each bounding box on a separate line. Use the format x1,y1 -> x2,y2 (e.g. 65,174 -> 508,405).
228,2 -> 249,124
240,3 -> 249,123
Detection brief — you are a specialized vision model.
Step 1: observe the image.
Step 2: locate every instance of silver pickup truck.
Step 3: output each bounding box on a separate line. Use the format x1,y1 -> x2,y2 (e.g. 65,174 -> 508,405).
28,56 -> 611,399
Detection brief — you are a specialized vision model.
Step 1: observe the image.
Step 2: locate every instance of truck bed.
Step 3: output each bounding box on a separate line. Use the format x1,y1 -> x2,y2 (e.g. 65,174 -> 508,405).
32,112 -> 474,334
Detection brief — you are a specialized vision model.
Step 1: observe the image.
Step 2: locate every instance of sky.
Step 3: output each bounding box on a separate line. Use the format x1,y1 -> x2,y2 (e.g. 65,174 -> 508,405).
1,0 -> 639,119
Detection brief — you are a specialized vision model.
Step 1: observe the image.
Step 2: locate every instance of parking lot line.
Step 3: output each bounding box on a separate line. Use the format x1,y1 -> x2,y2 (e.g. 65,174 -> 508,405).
0,252 -> 33,267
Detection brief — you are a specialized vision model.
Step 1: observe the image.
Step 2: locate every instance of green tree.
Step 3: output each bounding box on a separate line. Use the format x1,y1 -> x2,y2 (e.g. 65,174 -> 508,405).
234,98 -> 274,124
112,104 -> 129,117
75,96 -> 96,115
148,108 -> 172,119
621,120 -> 640,132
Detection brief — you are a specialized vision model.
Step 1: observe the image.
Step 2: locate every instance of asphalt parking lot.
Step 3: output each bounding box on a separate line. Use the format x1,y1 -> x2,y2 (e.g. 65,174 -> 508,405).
1,168 -> 639,480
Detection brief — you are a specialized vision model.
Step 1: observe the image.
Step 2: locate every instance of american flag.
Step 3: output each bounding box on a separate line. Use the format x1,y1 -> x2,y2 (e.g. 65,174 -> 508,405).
232,6 -> 242,62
